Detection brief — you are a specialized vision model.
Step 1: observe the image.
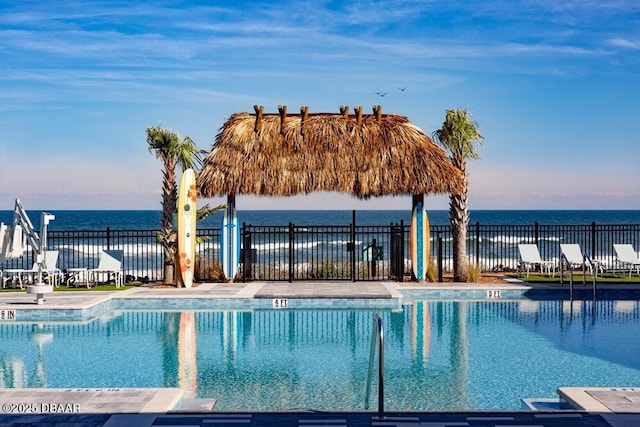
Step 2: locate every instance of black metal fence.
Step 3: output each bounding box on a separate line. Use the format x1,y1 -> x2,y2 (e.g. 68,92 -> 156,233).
1,222 -> 639,283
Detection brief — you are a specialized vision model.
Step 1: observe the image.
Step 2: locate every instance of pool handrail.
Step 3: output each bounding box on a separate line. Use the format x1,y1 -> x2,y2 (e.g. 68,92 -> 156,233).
364,313 -> 385,420
560,249 -> 597,299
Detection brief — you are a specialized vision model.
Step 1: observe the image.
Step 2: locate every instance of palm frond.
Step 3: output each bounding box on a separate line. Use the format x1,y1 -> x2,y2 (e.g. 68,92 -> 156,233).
432,109 -> 484,161
197,203 -> 226,222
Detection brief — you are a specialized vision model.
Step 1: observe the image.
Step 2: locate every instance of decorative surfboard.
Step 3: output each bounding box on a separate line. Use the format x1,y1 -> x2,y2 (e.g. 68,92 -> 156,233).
410,202 -> 430,281
177,168 -> 197,288
221,205 -> 240,281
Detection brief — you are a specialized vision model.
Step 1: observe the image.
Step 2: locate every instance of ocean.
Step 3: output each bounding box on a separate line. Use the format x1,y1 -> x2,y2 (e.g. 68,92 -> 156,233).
1,209 -> 639,231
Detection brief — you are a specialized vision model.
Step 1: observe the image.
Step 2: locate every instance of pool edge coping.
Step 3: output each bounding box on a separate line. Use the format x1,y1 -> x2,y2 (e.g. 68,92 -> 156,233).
3,280 -> 640,322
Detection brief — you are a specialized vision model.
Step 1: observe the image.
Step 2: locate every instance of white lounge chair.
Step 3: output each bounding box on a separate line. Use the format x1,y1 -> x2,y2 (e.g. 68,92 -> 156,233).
0,223 -> 5,286
89,250 -> 124,288
559,243 -> 603,284
517,244 -> 554,277
3,250 -> 62,289
613,244 -> 640,278
1,223 -> 26,288
0,222 -> 8,262
0,223 -> 26,262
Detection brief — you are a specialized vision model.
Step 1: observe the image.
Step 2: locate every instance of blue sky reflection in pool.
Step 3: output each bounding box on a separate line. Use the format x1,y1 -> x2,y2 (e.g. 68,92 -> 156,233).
1,299 -> 640,410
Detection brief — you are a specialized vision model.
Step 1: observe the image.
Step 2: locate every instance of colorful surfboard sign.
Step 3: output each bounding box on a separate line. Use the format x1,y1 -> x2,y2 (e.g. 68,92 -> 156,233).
177,169 -> 197,288
221,206 -> 240,281
410,202 -> 430,281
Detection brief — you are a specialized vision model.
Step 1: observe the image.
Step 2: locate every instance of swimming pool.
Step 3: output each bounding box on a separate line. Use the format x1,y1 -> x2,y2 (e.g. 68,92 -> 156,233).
1,298 -> 640,411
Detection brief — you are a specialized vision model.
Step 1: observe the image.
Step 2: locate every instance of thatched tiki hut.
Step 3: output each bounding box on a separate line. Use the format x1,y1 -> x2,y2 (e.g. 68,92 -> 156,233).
197,105 -> 462,201
198,105 -> 462,281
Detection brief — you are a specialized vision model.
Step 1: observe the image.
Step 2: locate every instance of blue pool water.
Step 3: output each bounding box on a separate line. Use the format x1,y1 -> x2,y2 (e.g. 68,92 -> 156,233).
1,298 -> 640,410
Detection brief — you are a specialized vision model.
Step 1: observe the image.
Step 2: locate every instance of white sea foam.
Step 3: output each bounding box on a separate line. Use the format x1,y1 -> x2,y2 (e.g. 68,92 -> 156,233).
250,239 -> 364,252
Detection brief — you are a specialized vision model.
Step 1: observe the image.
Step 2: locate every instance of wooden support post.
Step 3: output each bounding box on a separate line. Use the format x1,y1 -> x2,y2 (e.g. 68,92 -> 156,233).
373,105 -> 382,122
412,194 -> 424,211
278,105 -> 287,134
227,194 -> 235,215
253,105 -> 263,132
300,106 -> 309,136
340,105 -> 349,117
354,106 -> 363,127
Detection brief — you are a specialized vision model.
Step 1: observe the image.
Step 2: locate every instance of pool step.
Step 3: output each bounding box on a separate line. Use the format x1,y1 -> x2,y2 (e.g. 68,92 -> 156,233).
522,397 -> 575,410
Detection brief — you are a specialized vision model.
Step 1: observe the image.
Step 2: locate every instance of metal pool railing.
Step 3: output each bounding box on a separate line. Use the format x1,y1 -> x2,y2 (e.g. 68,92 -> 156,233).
365,313 -> 385,420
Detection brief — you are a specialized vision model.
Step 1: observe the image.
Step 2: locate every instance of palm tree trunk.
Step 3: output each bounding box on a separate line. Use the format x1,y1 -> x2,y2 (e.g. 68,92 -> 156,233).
162,231 -> 177,285
450,163 -> 469,282
164,262 -> 175,286
162,161 -> 177,285
451,214 -> 468,282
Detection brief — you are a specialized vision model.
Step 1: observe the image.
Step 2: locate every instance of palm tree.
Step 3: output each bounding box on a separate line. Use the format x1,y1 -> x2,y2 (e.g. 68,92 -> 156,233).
432,109 -> 484,282
146,125 -> 203,285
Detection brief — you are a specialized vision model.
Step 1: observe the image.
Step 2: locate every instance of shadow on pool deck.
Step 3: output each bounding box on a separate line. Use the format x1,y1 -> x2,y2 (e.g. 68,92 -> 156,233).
0,385 -> 625,427
0,410 -> 619,427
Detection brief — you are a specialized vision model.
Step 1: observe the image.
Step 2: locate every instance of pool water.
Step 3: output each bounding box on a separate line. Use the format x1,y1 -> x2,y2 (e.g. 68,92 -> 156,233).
1,299 -> 640,410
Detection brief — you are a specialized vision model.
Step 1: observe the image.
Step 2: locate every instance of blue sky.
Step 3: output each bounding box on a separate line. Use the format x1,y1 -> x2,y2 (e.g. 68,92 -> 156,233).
1,0 -> 639,211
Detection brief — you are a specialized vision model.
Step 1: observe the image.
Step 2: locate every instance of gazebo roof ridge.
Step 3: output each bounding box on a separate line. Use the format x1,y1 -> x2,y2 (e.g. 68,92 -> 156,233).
249,104 -> 401,119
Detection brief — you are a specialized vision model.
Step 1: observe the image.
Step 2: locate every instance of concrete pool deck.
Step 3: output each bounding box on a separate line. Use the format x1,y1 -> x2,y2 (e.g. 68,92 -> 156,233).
0,279 -> 639,426
3,277 -> 635,311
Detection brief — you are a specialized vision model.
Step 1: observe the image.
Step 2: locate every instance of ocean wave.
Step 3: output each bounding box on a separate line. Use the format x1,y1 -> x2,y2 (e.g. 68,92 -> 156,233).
466,235 -> 563,245
251,239 -> 365,252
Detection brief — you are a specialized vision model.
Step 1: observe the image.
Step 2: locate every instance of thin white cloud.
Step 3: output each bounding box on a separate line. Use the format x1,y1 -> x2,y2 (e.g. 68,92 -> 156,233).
608,38 -> 640,50
0,29 -> 199,61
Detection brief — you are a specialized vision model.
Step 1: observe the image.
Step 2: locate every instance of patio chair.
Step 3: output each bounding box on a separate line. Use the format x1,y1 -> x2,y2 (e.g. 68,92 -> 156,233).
0,223 -> 5,287
0,222 -> 7,262
517,244 -> 554,277
559,243 -> 603,285
3,250 -> 63,289
613,244 -> 640,278
1,224 -> 32,288
89,250 -> 124,288
0,223 -> 26,262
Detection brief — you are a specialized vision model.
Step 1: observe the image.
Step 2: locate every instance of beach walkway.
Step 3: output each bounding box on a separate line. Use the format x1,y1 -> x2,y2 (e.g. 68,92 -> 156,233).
0,280 -> 638,426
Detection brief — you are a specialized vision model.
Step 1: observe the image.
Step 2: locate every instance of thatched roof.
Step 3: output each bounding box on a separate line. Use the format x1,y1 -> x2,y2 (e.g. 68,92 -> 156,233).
197,105 -> 462,198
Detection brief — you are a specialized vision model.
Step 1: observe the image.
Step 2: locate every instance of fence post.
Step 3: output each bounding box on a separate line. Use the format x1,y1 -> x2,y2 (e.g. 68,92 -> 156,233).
288,222 -> 294,283
389,223 -> 395,280
106,227 -> 111,250
400,220 -> 405,280
242,223 -> 252,282
390,222 -> 403,281
591,221 -> 596,258
475,222 -> 480,268
370,238 -> 377,277
534,222 -> 539,246
351,210 -> 356,282
437,232 -> 443,283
